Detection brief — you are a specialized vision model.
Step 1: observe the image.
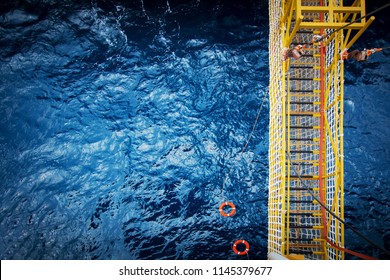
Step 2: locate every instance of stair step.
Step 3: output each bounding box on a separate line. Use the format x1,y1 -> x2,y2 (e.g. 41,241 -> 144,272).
290,174 -> 315,178
289,225 -> 318,229
289,126 -> 317,129
289,224 -> 322,228
291,19 -> 316,23
296,31 -> 314,34
290,187 -> 316,191
290,150 -> 314,154
313,251 -> 326,255
289,189 -> 320,193
290,94 -> 319,98
290,138 -> 314,141
290,159 -> 318,163
290,89 -> 315,92
289,212 -> 314,216
288,112 -> 319,116
289,77 -> 318,81
301,54 -> 319,58
289,101 -> 315,105
289,223 -> 324,229
290,66 -> 315,69
290,61 -> 318,66
292,42 -> 316,45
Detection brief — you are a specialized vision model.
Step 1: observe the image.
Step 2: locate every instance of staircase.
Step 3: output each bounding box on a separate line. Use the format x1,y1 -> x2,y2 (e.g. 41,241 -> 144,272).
268,0 -> 371,260
285,2 -> 327,259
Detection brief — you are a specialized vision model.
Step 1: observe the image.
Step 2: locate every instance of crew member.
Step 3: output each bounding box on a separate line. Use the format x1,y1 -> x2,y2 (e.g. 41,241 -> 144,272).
340,48 -> 382,61
283,44 -> 306,61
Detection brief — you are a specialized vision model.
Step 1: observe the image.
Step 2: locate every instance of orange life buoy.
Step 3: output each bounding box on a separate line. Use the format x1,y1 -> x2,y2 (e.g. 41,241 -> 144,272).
219,201 -> 236,217
233,239 -> 250,256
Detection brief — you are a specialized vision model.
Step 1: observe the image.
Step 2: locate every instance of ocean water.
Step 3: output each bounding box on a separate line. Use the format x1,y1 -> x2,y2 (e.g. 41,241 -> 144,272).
0,0 -> 389,260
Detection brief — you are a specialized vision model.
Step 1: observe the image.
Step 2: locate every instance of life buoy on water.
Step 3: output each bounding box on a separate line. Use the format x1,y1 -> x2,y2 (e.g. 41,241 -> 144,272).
219,201 -> 236,217
233,240 -> 250,256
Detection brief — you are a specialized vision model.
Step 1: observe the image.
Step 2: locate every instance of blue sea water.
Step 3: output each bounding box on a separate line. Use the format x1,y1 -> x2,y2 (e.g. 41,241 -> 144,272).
0,0 -> 389,260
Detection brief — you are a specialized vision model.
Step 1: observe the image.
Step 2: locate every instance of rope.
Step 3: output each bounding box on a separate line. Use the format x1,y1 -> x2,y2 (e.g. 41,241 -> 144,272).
286,152 -> 390,259
314,3 -> 390,43
221,91 -> 267,199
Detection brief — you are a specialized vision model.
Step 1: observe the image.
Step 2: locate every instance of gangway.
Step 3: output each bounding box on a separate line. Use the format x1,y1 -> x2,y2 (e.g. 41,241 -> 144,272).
268,0 -> 374,260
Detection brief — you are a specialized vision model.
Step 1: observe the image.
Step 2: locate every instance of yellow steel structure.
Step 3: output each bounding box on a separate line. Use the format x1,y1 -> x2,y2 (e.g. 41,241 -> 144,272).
268,0 -> 373,260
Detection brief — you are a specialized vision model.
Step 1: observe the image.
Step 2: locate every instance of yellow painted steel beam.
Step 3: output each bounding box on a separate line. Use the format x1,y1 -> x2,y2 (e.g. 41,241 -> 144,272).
345,16 -> 375,49
342,5 -> 362,25
286,254 -> 305,260
351,0 -> 362,8
286,74 -> 291,255
339,42 -> 346,260
300,22 -> 365,29
361,0 -> 366,24
280,59 -> 288,255
281,0 -> 296,37
281,0 -> 294,24
286,16 -> 303,47
324,115 -> 340,172
342,1 -> 365,43
299,6 -> 363,13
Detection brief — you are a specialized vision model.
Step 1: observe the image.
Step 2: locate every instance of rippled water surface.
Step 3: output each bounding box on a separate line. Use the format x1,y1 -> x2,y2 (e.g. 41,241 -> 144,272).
0,0 -> 389,260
